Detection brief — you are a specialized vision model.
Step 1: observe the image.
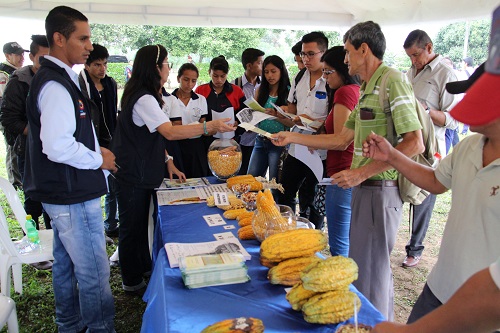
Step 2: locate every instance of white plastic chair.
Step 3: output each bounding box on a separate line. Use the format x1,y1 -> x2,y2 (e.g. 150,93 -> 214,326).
0,295 -> 19,333
0,176 -> 54,297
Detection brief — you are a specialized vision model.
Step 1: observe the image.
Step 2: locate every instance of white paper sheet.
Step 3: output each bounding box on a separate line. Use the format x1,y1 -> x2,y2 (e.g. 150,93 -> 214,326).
292,144 -> 324,182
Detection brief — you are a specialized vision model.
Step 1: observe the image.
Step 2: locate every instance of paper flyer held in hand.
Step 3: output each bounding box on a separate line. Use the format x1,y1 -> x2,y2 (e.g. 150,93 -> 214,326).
237,123 -> 273,139
270,102 -> 295,120
236,108 -> 275,127
243,96 -> 267,112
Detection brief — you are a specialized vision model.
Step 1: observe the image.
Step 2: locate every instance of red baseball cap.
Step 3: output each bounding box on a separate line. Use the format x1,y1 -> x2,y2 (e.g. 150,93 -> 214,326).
450,5 -> 500,126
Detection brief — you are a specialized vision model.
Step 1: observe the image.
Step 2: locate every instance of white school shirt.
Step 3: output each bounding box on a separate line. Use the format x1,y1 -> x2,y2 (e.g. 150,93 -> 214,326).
169,92 -> 208,138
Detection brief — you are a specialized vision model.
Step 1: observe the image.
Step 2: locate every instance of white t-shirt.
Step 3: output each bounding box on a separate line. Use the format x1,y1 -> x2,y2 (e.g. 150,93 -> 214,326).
132,95 -> 170,133
428,134 -> 500,303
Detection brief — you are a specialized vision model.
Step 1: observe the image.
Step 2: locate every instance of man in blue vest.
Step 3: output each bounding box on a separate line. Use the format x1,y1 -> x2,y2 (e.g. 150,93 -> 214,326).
24,6 -> 116,332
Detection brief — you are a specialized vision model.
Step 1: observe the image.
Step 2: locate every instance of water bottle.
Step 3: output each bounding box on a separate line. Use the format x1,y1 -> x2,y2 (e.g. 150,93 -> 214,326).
25,214 -> 40,245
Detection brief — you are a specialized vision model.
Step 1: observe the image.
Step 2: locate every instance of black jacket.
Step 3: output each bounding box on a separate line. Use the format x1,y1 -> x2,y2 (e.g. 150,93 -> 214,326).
78,69 -> 118,148
0,62 -> 21,146
0,65 -> 34,151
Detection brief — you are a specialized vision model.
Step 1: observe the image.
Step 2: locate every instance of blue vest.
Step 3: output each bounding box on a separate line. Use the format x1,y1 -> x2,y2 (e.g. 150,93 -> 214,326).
24,58 -> 107,205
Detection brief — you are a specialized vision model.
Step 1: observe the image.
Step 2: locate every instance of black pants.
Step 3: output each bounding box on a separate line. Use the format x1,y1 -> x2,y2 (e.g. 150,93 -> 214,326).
278,154 -> 324,228
116,181 -> 156,288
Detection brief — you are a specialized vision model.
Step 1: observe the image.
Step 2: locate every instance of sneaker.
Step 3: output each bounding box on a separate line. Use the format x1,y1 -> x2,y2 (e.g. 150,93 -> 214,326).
109,259 -> 120,267
30,261 -> 53,271
402,255 -> 421,268
124,286 -> 147,297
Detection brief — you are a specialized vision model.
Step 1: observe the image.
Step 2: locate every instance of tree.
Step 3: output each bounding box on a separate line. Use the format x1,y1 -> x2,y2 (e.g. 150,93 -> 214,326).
90,24 -> 266,63
434,19 -> 490,66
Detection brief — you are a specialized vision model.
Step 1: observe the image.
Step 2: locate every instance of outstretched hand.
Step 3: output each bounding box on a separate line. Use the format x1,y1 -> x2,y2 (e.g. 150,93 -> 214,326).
270,131 -> 293,146
362,132 -> 393,162
209,118 -> 236,134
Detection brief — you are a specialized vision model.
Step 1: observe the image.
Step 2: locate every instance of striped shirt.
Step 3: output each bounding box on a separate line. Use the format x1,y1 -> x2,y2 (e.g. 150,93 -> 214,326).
344,63 -> 422,180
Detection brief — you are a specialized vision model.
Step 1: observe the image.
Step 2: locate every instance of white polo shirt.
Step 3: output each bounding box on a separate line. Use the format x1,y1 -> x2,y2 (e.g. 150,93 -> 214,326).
170,92 -> 208,139
428,133 -> 500,303
132,95 -> 170,133
490,256 -> 500,289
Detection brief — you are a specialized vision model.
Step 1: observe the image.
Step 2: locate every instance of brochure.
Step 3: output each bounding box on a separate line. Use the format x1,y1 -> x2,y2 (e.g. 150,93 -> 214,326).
243,96 -> 267,112
164,237 -> 251,268
157,177 -> 210,190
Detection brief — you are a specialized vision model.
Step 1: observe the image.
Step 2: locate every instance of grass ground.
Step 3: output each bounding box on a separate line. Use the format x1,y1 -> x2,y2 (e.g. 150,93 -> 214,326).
0,133 -> 455,331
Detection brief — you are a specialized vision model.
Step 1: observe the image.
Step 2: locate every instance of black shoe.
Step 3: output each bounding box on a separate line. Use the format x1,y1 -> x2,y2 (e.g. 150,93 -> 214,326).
124,286 -> 147,297
105,228 -> 119,238
109,259 -> 120,268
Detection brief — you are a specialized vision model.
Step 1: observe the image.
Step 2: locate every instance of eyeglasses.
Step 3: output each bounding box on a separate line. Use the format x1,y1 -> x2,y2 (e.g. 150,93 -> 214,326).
299,51 -> 324,59
322,69 -> 336,75
162,62 -> 173,69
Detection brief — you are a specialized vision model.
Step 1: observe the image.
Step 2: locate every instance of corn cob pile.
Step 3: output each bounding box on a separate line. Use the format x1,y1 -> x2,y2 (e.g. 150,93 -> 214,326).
201,317 -> 264,333
226,175 -> 284,193
285,256 -> 361,325
252,189 -> 291,241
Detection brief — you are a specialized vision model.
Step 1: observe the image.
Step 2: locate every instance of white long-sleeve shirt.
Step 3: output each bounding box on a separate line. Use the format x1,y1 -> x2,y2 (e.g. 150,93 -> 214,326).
37,56 -> 103,170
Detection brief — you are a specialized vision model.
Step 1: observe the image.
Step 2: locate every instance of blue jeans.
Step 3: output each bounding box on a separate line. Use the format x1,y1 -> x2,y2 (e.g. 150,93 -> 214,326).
43,198 -> 115,333
104,175 -> 119,233
325,184 -> 352,257
247,135 -> 284,181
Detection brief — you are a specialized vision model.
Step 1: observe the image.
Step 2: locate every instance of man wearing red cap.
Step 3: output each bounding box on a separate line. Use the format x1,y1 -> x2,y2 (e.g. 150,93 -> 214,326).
361,4 -> 500,325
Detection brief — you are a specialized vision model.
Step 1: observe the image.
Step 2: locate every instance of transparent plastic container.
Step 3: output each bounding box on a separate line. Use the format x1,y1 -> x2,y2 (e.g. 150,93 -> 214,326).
207,138 -> 242,180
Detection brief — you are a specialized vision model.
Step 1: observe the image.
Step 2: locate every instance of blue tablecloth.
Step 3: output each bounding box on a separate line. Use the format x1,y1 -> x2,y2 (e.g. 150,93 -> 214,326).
142,191 -> 385,332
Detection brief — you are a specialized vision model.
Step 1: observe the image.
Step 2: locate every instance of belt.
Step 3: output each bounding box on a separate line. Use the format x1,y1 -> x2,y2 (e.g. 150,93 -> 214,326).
360,179 -> 398,187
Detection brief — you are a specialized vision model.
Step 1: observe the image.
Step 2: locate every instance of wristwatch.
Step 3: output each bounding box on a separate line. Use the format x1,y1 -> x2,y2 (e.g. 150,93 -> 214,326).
425,106 -> 431,114
165,155 -> 174,163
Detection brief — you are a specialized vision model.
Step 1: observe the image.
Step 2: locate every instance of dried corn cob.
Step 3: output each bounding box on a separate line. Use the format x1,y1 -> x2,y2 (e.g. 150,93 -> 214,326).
238,216 -> 253,227
238,225 -> 256,240
302,290 -> 360,324
268,256 -> 322,286
260,229 -> 327,262
286,283 -> 320,311
301,256 -> 358,292
236,211 -> 255,221
201,317 -> 264,333
223,208 -> 248,220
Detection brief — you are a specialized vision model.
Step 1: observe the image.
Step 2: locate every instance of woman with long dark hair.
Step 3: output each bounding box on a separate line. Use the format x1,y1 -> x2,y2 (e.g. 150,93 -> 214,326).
112,45 -> 234,295
272,46 -> 360,256
247,55 -> 291,188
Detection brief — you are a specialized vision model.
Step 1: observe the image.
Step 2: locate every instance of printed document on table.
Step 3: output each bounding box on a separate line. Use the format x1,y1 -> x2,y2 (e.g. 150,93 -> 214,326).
236,108 -> 274,127
157,184 -> 229,206
292,144 -> 324,182
165,238 -> 251,268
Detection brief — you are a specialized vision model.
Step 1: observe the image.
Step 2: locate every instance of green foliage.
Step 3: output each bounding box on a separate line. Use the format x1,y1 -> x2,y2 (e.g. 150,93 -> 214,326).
106,63 -> 127,89
434,19 -> 490,65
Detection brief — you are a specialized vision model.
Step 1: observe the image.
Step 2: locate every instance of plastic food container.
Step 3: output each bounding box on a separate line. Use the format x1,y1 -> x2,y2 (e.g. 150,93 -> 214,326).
207,139 -> 242,180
